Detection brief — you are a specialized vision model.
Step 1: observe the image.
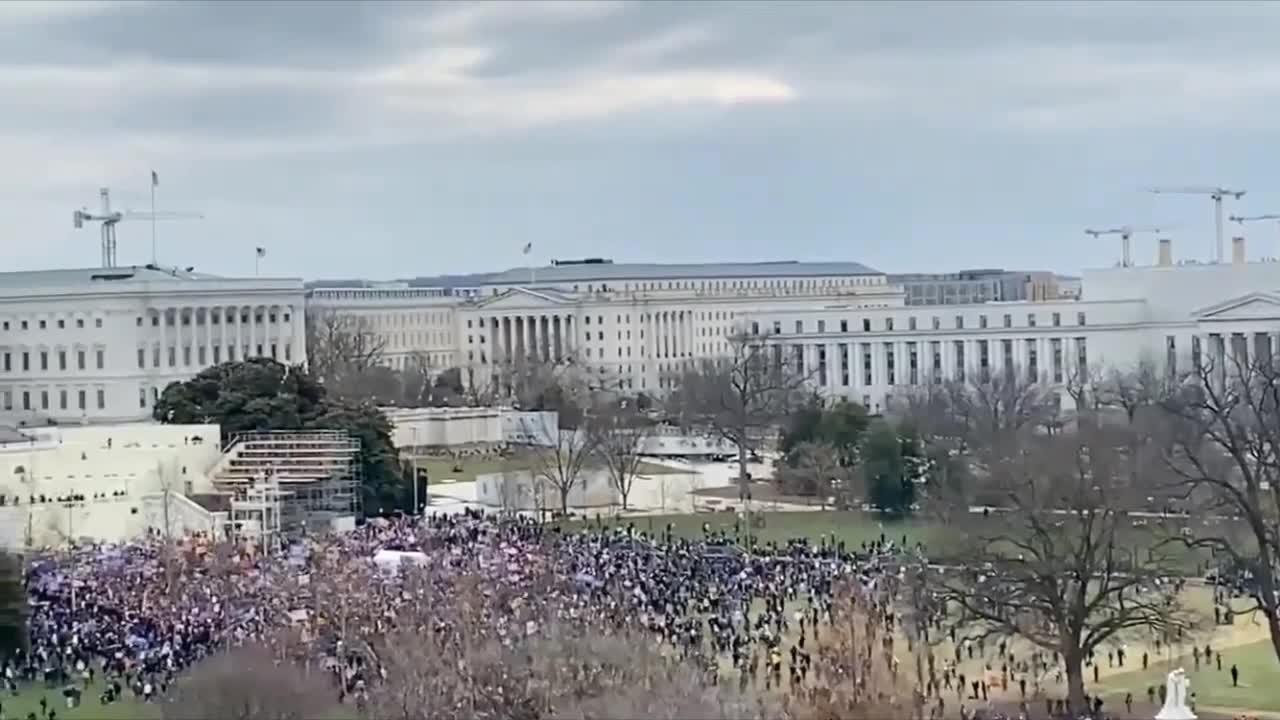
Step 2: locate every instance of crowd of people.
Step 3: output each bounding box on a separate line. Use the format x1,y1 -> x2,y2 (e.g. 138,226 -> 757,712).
9,510 -> 1179,719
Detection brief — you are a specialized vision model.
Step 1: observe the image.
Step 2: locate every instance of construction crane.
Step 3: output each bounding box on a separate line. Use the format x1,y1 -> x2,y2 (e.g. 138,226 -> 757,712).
1148,185 -> 1246,264
1084,225 -> 1169,268
1230,214 -> 1280,257
73,188 -> 203,268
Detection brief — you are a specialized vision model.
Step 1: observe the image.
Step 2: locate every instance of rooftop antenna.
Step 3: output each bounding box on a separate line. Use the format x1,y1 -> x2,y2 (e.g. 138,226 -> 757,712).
1148,185 -> 1246,264
1084,225 -> 1171,268
73,186 -> 203,268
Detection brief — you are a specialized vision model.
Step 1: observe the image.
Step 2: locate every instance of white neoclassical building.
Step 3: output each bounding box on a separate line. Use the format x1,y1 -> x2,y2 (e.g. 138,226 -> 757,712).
0,265 -> 307,424
309,240 -> 1280,411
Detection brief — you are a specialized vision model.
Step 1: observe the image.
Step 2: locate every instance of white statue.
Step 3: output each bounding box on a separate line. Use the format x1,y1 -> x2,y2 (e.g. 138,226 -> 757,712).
1155,668 -> 1196,720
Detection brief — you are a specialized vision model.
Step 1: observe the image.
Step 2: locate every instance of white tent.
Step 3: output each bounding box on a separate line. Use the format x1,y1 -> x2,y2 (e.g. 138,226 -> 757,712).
372,549 -> 428,573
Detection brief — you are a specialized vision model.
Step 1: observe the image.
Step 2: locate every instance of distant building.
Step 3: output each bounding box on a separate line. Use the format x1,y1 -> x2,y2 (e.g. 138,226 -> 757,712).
0,265 -> 306,424
890,269 -> 1060,306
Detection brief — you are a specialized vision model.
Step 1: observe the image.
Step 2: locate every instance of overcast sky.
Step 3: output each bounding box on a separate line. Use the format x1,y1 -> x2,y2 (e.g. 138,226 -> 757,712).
4,0 -> 1280,281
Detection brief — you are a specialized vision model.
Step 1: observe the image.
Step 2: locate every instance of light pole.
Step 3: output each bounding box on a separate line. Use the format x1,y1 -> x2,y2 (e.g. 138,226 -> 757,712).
411,426 -> 420,516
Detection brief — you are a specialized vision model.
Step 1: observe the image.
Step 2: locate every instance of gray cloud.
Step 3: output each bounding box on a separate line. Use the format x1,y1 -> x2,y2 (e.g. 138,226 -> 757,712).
4,1 -> 1280,279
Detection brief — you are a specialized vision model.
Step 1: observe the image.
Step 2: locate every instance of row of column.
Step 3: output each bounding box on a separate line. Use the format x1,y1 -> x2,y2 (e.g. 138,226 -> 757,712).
646,310 -> 694,361
489,315 -> 575,364
789,336 -> 1086,389
1198,331 -> 1279,374
148,305 -> 303,369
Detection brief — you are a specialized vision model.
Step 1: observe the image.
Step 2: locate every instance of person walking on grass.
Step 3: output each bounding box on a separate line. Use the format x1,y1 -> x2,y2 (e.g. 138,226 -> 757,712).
1231,663 -> 1239,687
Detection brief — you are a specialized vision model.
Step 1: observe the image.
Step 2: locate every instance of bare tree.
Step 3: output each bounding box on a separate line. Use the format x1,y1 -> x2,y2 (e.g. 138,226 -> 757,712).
520,376 -> 598,515
1160,351 -> 1280,663
1099,356 -> 1169,426
667,332 -> 810,500
591,402 -> 652,511
160,644 -> 337,720
935,427 -> 1193,714
304,309 -> 388,396
525,415 -> 598,517
1064,364 -> 1108,428
774,440 -> 847,508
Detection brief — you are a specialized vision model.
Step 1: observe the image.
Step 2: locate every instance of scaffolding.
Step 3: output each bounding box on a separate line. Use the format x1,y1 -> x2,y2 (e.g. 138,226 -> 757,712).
216,430 -> 362,548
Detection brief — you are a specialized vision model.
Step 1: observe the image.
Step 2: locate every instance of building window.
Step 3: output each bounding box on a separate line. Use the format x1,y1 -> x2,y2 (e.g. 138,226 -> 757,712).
77,350 -> 86,370
1054,335 -> 1064,381
168,347 -> 176,367
137,348 -> 146,369
886,318 -> 894,331
1003,314 -> 1012,328
38,320 -> 45,330
22,392 -> 30,410
95,318 -> 103,328
1027,313 -> 1037,328
1077,312 -> 1086,326
862,318 -> 871,332
198,346 -> 207,365
840,320 -> 848,333
979,315 -> 988,329
183,347 -> 192,366
59,390 -> 67,410
794,320 -> 803,334
40,351 -> 48,371
139,388 -> 147,408
213,346 -> 222,363
908,316 -> 917,331
78,390 -> 86,410
58,351 -> 66,371
97,389 -> 105,410
2,353 -> 8,372
40,391 -> 48,410
152,346 -> 160,367
96,349 -> 104,369
931,316 -> 940,330
21,352 -> 29,372
1052,312 -> 1061,327
954,315 -> 964,330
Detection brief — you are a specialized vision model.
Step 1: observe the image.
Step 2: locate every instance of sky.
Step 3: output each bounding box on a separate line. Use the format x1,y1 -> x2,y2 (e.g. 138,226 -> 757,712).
4,0 -> 1280,281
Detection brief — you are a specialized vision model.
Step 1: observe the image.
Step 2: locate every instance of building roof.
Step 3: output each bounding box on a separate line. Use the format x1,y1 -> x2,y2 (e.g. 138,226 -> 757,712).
0,265 -> 222,290
482,260 -> 881,285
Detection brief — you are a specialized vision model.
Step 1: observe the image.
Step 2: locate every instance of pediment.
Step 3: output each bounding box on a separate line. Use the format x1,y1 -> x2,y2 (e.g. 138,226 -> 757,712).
474,287 -> 576,311
1194,292 -> 1280,321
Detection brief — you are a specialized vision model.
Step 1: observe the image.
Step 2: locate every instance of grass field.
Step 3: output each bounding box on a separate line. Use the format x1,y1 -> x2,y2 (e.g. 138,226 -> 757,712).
1096,638 -> 1280,715
561,509 -> 946,551
410,452 -> 684,484
0,685 -> 154,720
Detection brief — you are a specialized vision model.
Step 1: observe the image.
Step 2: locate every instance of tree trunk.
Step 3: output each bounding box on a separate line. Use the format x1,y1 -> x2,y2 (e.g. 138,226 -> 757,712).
736,441 -> 750,501
559,487 -> 569,516
619,486 -> 629,511
1064,650 -> 1087,715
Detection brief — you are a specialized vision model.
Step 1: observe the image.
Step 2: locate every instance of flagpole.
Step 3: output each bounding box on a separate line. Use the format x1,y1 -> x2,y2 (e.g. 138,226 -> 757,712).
150,172 -> 158,265
255,251 -> 260,276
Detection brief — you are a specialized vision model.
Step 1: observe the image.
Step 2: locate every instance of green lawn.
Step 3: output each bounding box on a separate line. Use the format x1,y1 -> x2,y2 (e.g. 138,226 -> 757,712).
409,452 -> 684,484
561,510 -> 949,551
1,685 -> 153,720
1097,639 -> 1280,714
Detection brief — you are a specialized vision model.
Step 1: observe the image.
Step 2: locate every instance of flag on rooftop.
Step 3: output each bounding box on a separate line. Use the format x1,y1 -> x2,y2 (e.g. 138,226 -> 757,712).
522,242 -> 533,255
255,247 -> 266,258
151,170 -> 159,187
